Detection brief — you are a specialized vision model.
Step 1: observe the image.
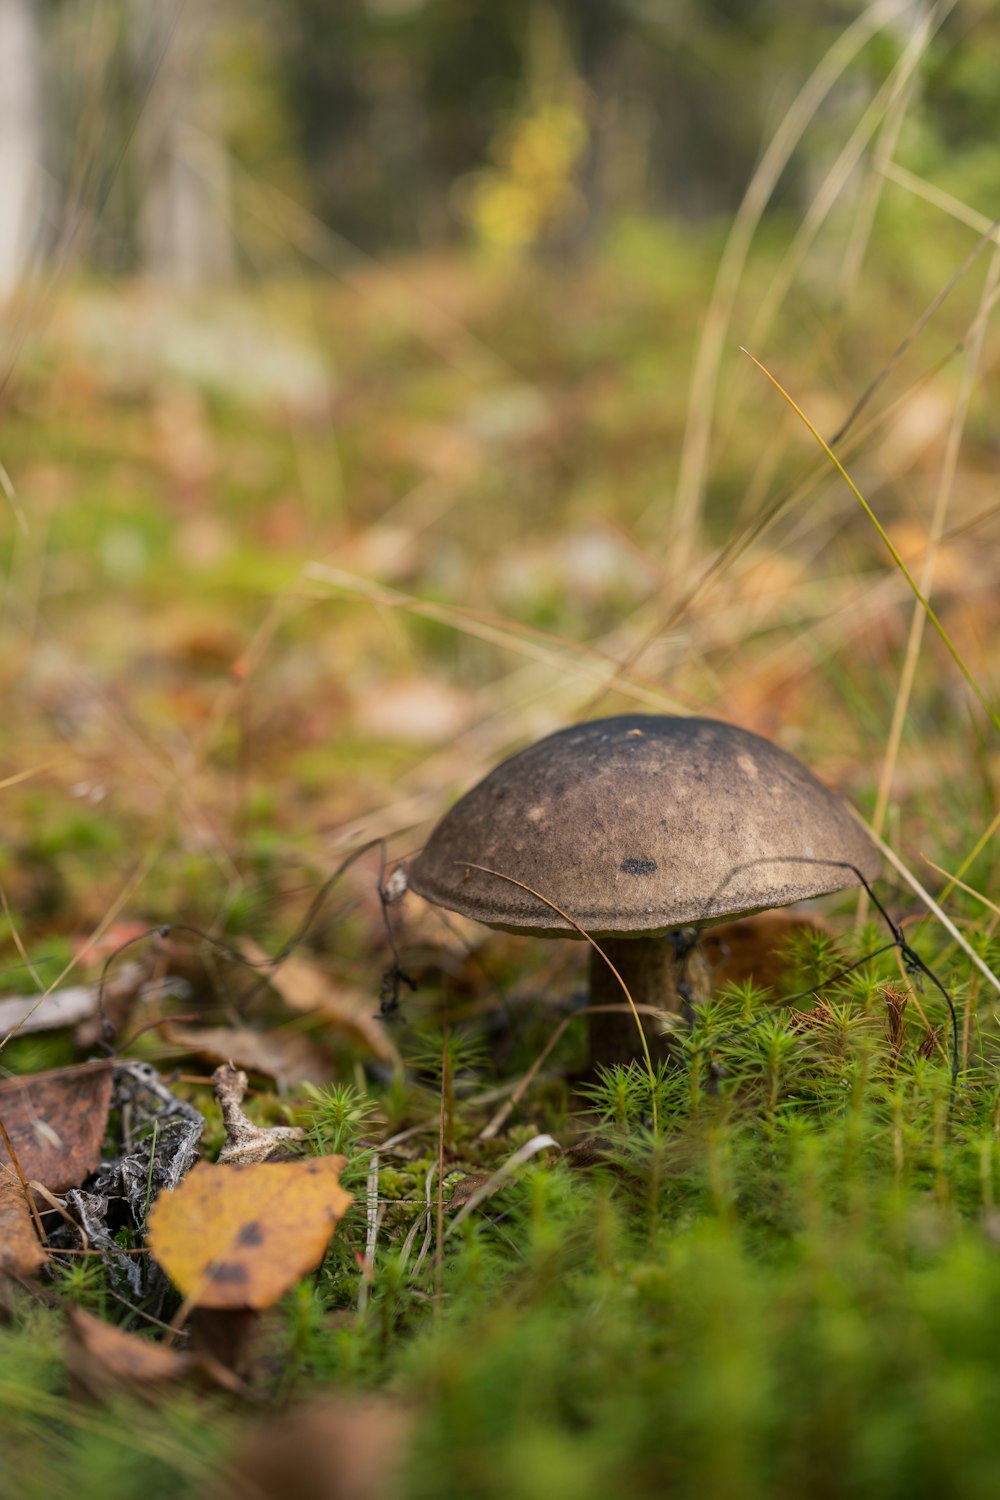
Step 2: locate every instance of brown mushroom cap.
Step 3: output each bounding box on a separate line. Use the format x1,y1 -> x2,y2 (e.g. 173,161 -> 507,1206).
409,715 -> 879,936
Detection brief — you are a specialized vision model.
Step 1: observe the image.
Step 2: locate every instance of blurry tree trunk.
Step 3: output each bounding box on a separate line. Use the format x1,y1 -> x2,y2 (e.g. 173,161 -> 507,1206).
0,0 -> 45,298
130,0 -> 235,285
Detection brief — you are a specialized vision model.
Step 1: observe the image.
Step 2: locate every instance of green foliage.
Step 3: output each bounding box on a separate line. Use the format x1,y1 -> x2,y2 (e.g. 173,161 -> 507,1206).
407,1026 -> 491,1150
303,1080 -> 379,1160
0,1302 -> 231,1500
391,969 -> 1000,1500
2,910 -> 999,1498
577,1059 -> 677,1133
47,1254 -> 114,1316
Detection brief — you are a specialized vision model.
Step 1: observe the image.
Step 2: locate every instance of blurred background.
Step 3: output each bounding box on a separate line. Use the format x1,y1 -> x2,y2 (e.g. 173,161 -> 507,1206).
5,0 -> 998,275
0,0 -> 997,954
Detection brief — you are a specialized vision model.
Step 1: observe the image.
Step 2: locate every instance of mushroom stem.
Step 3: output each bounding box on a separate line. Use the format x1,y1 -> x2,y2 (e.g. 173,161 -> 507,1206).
588,932 -> 711,1072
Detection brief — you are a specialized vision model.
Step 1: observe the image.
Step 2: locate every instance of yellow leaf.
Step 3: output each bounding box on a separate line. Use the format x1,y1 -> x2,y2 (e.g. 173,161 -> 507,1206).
147,1157 -> 352,1310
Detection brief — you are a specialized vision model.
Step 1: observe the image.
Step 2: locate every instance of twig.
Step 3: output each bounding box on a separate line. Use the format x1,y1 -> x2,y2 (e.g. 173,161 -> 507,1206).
859,824 -> 1000,996
358,1153 -> 380,1315
445,1135 -> 560,1239
408,1164 -> 437,1281
0,1116 -> 46,1245
435,1023 -> 447,1311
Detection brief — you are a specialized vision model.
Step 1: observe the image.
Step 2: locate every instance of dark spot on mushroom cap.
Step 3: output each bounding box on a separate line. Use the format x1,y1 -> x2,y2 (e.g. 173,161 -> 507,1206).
236,1221 -> 264,1247
621,857 -> 657,876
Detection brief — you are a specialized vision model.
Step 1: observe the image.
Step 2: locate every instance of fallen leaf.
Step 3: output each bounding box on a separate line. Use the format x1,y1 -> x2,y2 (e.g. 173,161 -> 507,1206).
152,608 -> 242,671
563,1135 -> 614,1171
239,940 -> 401,1069
339,521 -> 423,583
399,900 -> 486,957
0,1167 -> 46,1276
0,960 -> 146,1043
148,1156 -> 352,1309
165,1022 -> 330,1090
353,673 -> 472,745
703,911 -> 830,998
446,1172 -> 492,1209
0,1061 -> 113,1190
212,1394 -> 413,1500
213,1062 -> 306,1164
65,1307 -> 243,1399
143,930 -> 230,1005
790,1003 -> 835,1033
0,985 -> 98,1037
874,388 -> 951,477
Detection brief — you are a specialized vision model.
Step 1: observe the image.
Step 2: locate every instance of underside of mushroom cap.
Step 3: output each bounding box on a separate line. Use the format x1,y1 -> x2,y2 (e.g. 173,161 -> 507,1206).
408,715 -> 880,936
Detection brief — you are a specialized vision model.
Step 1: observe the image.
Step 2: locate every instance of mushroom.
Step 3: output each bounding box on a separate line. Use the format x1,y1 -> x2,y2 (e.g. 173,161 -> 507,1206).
408,715 -> 879,1070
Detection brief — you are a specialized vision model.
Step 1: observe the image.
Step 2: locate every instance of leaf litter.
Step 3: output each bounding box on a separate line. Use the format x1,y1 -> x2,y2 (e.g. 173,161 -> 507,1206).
0,1166 -> 47,1277
65,1306 -> 244,1401
0,1059 -> 114,1190
239,938 -> 403,1070
163,1021 -> 330,1091
147,1154 -> 351,1310
57,1061 -> 205,1300
209,1394 -> 413,1500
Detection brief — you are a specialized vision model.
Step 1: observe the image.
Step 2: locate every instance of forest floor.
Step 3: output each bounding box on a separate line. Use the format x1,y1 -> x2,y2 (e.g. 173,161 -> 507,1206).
2,218 -> 1000,1499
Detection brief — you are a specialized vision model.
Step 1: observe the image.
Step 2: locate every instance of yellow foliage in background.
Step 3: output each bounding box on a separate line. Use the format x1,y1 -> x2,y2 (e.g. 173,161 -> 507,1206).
459,100 -> 588,254
456,8 -> 588,255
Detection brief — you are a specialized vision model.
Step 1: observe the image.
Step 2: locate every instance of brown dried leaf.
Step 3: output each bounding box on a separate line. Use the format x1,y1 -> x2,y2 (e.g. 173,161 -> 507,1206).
0,985 -> 98,1037
918,1026 -> 941,1062
65,1307 -> 243,1399
446,1172 -> 492,1209
883,982 -> 909,1057
166,1022 -> 330,1090
789,1003 -> 835,1033
0,1060 -> 113,1190
0,960 -> 148,1045
353,673 -> 473,746
239,940 -> 401,1069
71,932 -> 228,1050
148,1156 -> 352,1309
144,930 -> 230,1005
562,1135 -> 614,1171
703,911 -> 830,997
213,1394 -> 413,1500
187,1306 -> 262,1379
0,1167 -> 46,1276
